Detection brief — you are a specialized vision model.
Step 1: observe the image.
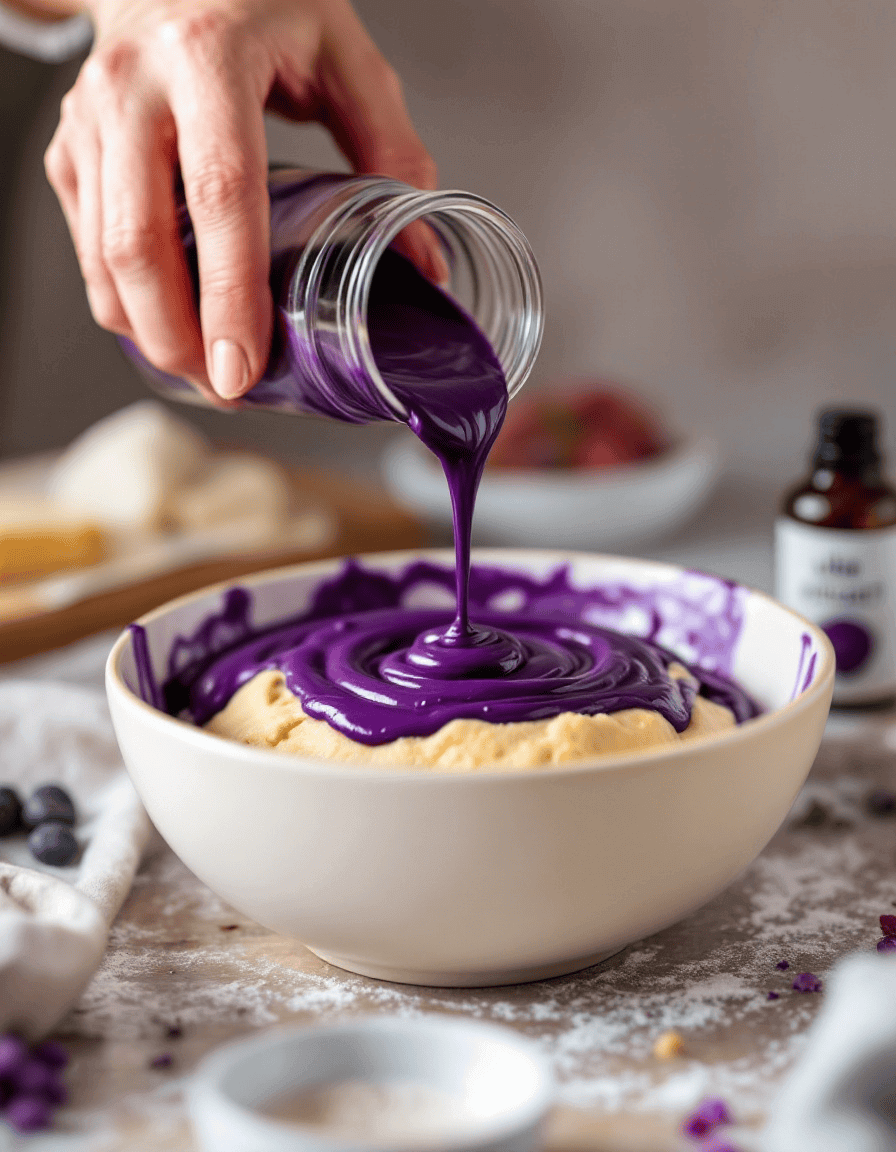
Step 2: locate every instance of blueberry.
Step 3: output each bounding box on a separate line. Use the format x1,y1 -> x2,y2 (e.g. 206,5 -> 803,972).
32,1040 -> 68,1070
41,1074 -> 68,1107
28,822 -> 79,867
14,1058 -> 55,1097
0,787 -> 22,836
22,785 -> 76,830
5,1094 -> 52,1133
0,1035 -> 27,1080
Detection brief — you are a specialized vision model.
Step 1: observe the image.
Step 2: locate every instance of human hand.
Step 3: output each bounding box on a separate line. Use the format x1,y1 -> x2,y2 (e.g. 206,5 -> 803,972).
44,0 -> 443,402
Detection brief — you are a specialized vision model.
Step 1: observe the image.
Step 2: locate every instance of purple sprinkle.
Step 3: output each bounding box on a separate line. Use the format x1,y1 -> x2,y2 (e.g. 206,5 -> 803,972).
149,1053 -> 173,1069
5,1094 -> 52,1133
775,960 -> 790,971
32,1040 -> 69,1070
792,972 -> 823,993
877,936 -> 896,953
880,915 -> 896,938
14,1057 -> 55,1097
0,1035 -> 28,1080
682,1096 -> 733,1138
767,991 -> 780,1000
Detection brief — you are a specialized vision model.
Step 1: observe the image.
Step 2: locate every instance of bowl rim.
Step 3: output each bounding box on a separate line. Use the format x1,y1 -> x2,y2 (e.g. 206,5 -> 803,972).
384,433 -> 718,490
106,547 -> 836,783
187,1014 -> 554,1149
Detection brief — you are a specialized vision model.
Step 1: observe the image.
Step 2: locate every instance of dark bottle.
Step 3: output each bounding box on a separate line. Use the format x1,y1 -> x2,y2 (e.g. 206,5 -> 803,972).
776,408 -> 896,704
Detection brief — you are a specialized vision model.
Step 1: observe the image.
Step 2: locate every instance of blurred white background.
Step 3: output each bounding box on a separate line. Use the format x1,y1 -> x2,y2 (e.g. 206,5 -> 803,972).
2,0 -> 895,490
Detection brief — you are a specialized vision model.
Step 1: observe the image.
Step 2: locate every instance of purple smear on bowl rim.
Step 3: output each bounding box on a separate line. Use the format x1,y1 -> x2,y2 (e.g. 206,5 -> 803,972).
877,937 -> 896,954
792,972 -> 822,993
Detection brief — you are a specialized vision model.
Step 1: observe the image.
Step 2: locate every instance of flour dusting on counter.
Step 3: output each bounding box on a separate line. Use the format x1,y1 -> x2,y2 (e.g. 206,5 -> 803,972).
56,720 -> 893,1145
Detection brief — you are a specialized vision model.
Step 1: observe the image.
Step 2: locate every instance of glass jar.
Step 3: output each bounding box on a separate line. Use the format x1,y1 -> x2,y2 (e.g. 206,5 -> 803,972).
124,167 -> 543,423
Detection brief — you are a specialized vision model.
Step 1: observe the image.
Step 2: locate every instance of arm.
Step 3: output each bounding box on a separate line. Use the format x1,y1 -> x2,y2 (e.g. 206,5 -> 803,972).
42,0 -> 444,402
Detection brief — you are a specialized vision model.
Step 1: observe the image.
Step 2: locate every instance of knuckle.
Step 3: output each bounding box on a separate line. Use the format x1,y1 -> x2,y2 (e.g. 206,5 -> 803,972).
370,144 -> 437,189
102,219 -> 165,276
157,10 -> 232,58
58,89 -> 79,124
368,54 -> 402,99
87,288 -> 127,333
44,140 -> 69,188
186,160 -> 255,223
147,346 -> 196,378
197,275 -> 251,314
82,42 -> 140,95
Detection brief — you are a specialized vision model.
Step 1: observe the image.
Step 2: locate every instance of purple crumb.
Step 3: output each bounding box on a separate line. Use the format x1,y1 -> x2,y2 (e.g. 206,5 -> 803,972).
14,1057 -> 55,1097
792,972 -> 823,993
879,915 -> 896,937
149,1053 -> 173,1069
682,1097 -> 733,1138
877,937 -> 896,954
32,1040 -> 69,1070
5,1094 -> 52,1133
775,960 -> 790,971
767,991 -> 780,1000
0,1034 -> 28,1080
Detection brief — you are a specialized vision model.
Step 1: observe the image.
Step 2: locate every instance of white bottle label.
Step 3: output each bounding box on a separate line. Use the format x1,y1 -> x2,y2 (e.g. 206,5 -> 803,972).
775,517 -> 896,703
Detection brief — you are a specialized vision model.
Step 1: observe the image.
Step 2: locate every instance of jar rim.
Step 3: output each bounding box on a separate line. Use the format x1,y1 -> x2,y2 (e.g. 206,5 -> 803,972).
286,179 -> 543,421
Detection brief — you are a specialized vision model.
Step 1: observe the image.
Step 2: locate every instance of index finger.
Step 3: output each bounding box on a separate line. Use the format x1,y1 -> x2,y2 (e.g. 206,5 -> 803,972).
166,35 -> 272,400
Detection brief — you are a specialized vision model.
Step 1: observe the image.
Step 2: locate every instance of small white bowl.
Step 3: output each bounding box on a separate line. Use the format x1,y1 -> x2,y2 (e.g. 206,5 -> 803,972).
188,1016 -> 554,1152
382,437 -> 719,549
106,549 -> 834,987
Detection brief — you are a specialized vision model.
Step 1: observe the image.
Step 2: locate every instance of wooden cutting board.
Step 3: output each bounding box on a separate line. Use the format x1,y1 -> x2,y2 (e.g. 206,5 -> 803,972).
0,466 -> 425,664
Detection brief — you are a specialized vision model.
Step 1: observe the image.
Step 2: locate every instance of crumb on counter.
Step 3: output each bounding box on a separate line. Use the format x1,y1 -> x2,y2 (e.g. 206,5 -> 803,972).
652,1030 -> 685,1059
681,1096 -> 733,1139
791,972 -> 822,993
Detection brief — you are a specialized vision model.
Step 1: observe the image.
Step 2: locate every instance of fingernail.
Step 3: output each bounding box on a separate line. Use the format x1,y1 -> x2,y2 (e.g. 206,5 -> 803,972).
211,339 -> 249,399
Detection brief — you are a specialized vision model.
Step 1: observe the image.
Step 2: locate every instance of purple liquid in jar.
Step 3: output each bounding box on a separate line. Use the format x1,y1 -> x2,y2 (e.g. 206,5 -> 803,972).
127,172 -> 760,743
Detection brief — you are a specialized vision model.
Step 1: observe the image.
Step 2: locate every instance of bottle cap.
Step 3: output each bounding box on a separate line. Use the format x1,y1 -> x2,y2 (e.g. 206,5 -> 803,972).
813,408 -> 881,470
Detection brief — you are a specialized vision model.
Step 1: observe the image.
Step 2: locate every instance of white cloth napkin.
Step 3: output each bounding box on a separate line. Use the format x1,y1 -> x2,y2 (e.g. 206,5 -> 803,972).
765,953 -> 896,1152
0,680 -> 151,1040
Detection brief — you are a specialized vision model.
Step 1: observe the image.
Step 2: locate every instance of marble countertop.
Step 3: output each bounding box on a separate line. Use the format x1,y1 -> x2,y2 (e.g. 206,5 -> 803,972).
5,477 -> 893,1152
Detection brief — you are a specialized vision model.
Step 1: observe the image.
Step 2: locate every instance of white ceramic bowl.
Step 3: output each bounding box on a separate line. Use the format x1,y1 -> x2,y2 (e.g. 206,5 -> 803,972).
382,437 -> 719,548
188,1016 -> 553,1152
106,549 -> 834,987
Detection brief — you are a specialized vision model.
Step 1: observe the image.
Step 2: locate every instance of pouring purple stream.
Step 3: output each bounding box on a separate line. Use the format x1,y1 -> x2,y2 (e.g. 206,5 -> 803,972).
132,248 -> 760,741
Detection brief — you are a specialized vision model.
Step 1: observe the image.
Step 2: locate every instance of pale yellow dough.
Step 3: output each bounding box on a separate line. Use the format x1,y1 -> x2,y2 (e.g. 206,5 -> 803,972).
205,664 -> 736,772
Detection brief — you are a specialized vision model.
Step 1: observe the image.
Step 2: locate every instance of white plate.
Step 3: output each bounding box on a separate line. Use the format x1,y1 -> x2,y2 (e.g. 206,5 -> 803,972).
383,436 -> 720,549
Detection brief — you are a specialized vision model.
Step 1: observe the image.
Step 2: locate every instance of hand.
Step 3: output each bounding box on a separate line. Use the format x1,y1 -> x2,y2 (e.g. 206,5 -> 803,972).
45,0 -> 442,402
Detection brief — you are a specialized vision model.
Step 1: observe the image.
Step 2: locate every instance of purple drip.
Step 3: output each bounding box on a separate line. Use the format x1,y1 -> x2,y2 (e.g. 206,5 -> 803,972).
129,623 -> 162,711
126,180 -> 760,741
